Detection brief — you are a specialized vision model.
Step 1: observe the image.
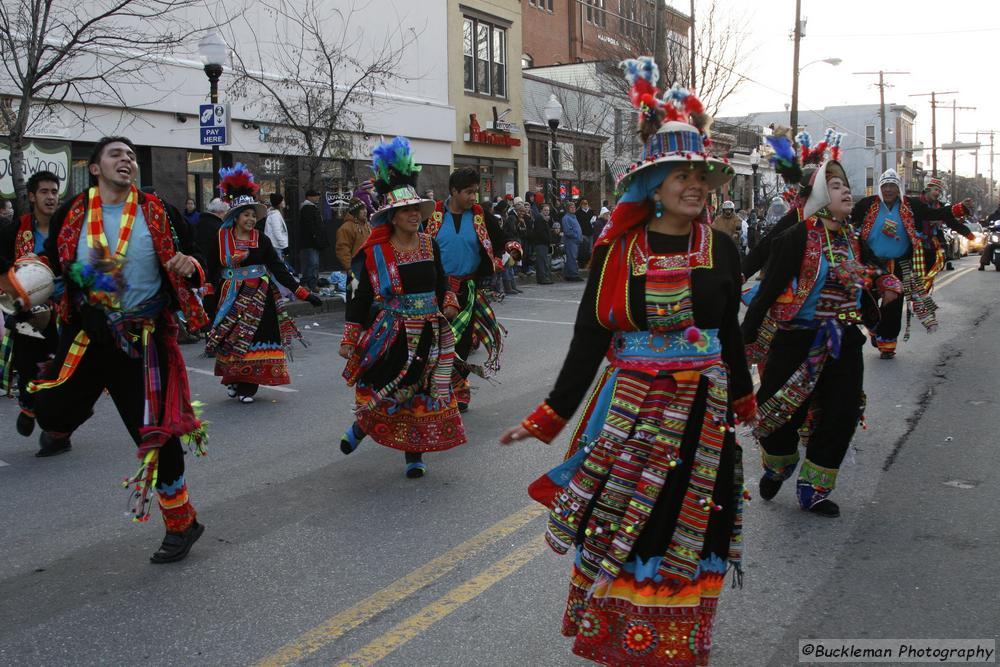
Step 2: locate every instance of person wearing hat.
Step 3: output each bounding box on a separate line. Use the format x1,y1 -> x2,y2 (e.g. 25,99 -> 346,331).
338,137 -> 465,478
712,199 -> 742,250
500,58 -> 755,667
205,164 -> 322,404
743,133 -> 902,519
334,196 -> 372,305
424,166 -> 515,413
12,136 -> 210,562
850,168 -> 973,359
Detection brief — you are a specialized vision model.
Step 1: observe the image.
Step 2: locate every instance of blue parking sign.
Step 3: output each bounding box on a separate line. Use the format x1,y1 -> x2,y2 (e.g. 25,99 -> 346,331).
199,103 -> 229,146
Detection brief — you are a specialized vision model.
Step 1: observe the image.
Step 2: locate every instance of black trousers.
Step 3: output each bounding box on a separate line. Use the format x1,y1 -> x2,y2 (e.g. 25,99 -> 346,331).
758,326 -> 865,472
11,322 -> 58,412
33,322 -> 185,488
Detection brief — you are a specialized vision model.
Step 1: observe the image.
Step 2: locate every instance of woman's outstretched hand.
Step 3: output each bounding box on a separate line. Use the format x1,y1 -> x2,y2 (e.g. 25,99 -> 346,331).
499,425 -> 532,445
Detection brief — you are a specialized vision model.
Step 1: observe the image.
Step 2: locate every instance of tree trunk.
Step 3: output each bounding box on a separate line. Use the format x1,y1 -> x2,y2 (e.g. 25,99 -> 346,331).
8,131 -> 28,218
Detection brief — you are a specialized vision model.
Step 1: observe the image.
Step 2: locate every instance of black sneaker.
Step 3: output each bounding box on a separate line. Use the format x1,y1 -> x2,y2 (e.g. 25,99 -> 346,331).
806,498 -> 840,518
978,265 -> 986,271
759,476 -> 783,501
36,432 -> 72,457
879,351 -> 896,360
150,521 -> 205,564
16,412 -> 35,437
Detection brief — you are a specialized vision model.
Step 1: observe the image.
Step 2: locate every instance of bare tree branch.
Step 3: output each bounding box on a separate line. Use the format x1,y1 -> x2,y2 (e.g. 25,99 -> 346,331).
0,0 -> 220,209
226,0 -> 422,190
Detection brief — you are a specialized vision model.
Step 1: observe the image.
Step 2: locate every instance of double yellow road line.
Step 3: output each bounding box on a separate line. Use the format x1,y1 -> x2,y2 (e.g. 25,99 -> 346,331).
256,504 -> 547,667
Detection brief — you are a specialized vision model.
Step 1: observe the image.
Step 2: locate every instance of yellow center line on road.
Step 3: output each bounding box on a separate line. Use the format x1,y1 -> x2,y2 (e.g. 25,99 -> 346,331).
933,264 -> 976,291
333,535 -> 548,667
255,504 -> 545,667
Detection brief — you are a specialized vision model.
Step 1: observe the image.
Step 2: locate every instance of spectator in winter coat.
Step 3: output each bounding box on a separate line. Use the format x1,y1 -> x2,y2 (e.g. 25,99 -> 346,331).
711,200 -> 742,249
528,204 -> 554,284
264,193 -> 290,259
575,199 -> 595,265
334,198 -> 371,273
299,189 -> 328,292
561,200 -> 583,281
183,198 -> 200,228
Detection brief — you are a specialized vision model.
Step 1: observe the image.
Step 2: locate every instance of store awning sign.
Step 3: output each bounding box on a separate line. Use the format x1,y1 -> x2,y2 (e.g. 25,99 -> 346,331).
465,113 -> 521,147
0,141 -> 70,198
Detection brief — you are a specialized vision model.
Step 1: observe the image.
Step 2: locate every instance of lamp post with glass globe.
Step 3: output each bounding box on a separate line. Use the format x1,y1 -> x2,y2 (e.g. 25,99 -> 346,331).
543,94 -> 563,205
198,30 -> 228,193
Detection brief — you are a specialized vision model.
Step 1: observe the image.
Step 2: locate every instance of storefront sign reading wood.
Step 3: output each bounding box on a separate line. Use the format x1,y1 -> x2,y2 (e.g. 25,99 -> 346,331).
465,113 -> 521,148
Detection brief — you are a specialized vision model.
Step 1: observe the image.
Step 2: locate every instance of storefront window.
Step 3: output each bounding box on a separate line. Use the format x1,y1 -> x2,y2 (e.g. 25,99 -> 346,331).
455,156 -> 517,203
187,151 -> 215,210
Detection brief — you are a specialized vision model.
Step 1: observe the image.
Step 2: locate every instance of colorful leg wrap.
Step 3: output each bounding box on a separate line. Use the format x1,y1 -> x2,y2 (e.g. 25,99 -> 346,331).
875,337 -> 897,355
761,450 -> 799,482
795,459 -> 839,510
340,422 -> 366,454
157,476 -> 196,533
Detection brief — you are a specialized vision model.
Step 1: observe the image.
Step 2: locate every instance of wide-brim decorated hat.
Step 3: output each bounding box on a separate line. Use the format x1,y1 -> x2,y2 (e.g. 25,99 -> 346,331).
617,57 -> 734,193
371,185 -> 435,226
218,163 -> 266,226
369,136 -> 433,226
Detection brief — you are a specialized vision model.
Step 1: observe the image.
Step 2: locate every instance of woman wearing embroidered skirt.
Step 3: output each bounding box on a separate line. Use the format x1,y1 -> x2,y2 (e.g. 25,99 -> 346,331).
500,60 -> 755,667
206,164 -> 321,403
742,131 -> 902,517
339,137 -> 465,478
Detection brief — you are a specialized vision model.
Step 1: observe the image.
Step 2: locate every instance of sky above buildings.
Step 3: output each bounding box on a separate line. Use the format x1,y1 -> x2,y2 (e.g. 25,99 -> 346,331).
669,0 -> 996,179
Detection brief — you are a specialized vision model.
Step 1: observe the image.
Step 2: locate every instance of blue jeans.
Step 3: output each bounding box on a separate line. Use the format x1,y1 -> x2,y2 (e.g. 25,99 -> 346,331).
301,248 -> 320,290
563,239 -> 580,278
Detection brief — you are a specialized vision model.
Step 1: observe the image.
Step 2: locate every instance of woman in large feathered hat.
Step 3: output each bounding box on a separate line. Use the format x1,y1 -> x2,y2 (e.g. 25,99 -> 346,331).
205,163 -> 322,403
337,137 -> 465,479
742,129 -> 903,517
499,57 -> 756,667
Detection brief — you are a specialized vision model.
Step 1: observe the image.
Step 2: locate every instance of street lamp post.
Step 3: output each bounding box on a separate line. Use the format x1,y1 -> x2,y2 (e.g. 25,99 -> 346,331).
790,57 -> 842,133
544,94 -> 563,206
198,31 -> 228,195
749,148 -> 761,210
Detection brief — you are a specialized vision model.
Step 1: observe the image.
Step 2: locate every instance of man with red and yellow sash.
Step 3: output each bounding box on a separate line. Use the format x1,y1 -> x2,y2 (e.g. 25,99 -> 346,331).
850,169 -> 973,359
423,167 -> 516,411
0,137 -> 210,564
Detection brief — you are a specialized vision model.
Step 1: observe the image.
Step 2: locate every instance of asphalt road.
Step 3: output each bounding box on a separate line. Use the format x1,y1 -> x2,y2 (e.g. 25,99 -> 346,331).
1,254 -> 997,667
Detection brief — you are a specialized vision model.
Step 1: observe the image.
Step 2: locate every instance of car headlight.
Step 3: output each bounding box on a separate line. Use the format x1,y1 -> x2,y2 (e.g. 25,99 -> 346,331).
990,233 -> 1000,244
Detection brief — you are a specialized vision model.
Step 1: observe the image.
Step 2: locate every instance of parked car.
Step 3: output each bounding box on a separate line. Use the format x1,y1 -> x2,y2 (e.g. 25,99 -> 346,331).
966,222 -> 986,253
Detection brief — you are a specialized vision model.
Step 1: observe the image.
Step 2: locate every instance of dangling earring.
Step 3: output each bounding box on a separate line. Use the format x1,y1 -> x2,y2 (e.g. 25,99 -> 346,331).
654,199 -> 664,218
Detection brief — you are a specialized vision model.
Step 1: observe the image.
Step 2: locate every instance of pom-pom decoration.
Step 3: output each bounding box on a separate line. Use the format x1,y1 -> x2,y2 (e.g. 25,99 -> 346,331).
218,163 -> 260,203
371,136 -> 422,194
619,57 -> 710,141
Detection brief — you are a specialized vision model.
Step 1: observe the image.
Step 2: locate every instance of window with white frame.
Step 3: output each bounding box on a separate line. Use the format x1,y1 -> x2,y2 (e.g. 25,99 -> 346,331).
865,124 -> 876,148
464,16 -> 507,98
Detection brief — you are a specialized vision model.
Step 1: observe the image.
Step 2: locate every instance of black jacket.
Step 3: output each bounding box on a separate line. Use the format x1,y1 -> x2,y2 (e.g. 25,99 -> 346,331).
299,201 -> 329,250
742,222 -> 886,343
575,208 -> 595,236
525,212 -> 553,246
195,211 -> 225,284
742,208 -> 800,278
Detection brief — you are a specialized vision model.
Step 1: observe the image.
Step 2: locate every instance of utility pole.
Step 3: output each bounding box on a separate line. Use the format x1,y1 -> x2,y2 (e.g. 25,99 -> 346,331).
789,0 -> 801,132
689,0 -> 696,89
910,90 -> 957,177
944,100 -> 976,197
652,0 -> 665,88
854,70 -> 908,172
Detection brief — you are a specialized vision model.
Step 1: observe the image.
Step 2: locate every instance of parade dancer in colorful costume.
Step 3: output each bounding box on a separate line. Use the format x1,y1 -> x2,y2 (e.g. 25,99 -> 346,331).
339,137 -> 466,478
851,169 -> 972,359
919,177 -> 956,271
424,167 -> 516,412
0,171 -> 63,450
500,58 -> 755,667
205,164 -> 321,403
10,137 -> 210,563
743,143 -> 903,518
